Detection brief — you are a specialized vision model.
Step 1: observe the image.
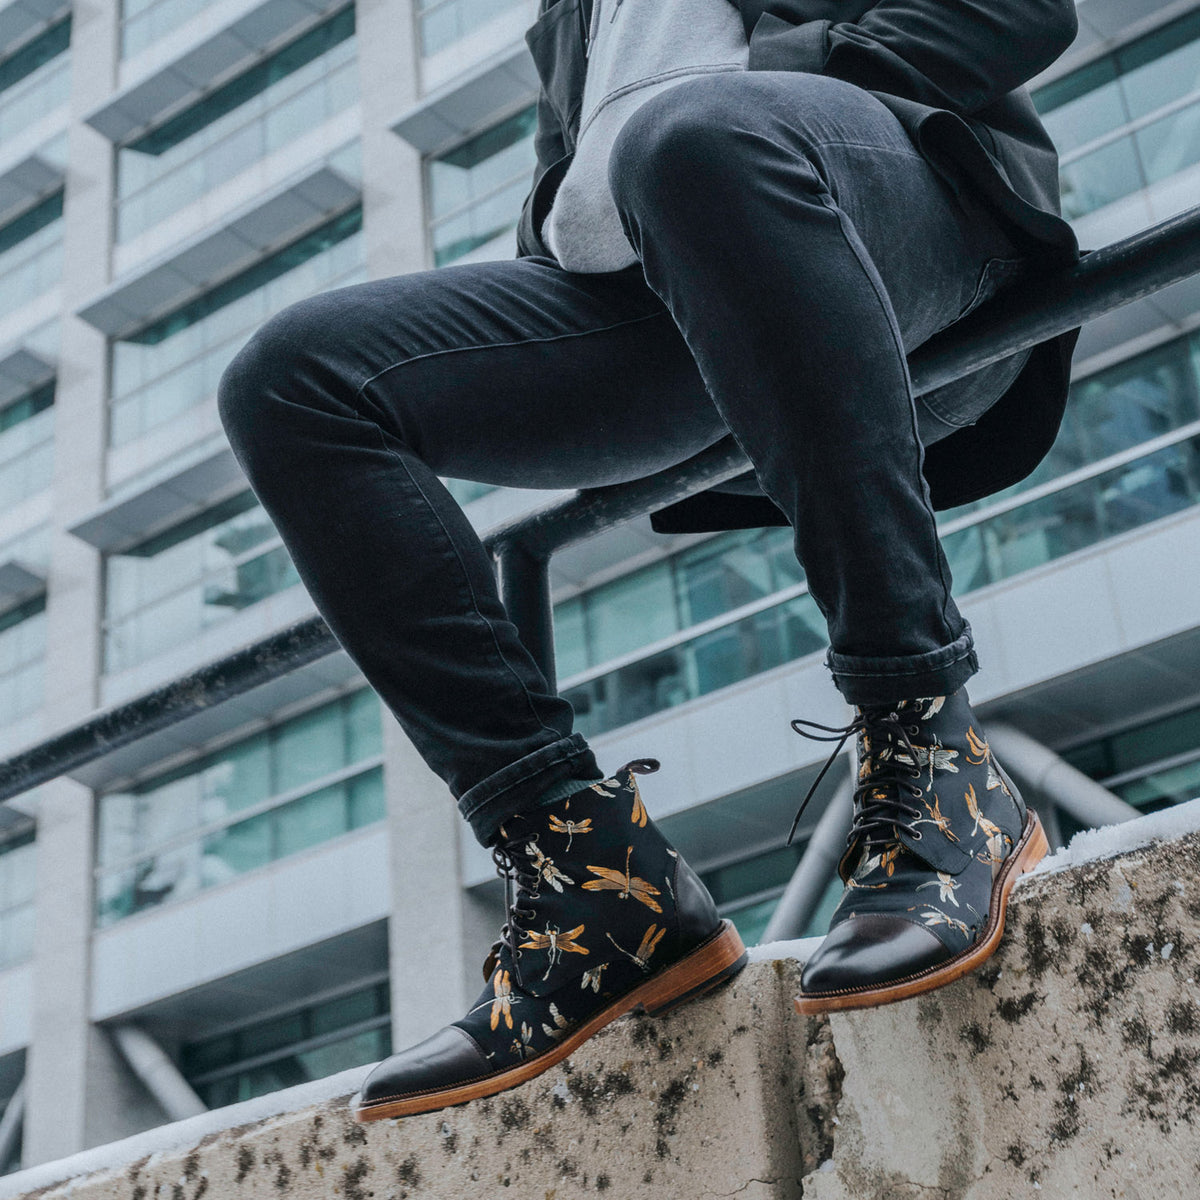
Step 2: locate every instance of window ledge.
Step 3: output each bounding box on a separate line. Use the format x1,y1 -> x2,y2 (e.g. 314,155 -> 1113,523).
391,39 -> 537,153
75,163 -> 360,339
83,0 -> 349,145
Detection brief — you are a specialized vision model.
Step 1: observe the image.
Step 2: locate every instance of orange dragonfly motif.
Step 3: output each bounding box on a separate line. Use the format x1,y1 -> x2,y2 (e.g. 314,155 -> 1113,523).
542,1002 -> 570,1041
548,813 -> 593,851
630,782 -> 648,827
520,923 -> 589,980
511,1022 -> 534,1060
583,846 -> 662,913
964,784 -> 1002,839
965,725 -> 990,766
482,969 -> 517,1031
606,923 -> 666,971
912,793 -> 960,843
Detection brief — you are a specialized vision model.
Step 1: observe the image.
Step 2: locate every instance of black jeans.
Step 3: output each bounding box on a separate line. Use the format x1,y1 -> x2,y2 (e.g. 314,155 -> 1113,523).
218,71 -> 1030,846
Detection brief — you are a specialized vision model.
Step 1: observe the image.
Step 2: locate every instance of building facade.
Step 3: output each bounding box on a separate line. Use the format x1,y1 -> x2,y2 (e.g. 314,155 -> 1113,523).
0,0 -> 1198,1169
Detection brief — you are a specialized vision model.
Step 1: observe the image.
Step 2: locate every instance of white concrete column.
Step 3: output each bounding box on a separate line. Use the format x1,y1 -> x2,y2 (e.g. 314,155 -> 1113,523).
356,0 -> 429,279
381,719 -> 501,1051
21,0 -> 150,1164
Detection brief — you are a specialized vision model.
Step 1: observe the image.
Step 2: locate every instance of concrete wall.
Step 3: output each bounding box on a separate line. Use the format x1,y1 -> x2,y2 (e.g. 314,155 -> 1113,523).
5,811 -> 1198,1199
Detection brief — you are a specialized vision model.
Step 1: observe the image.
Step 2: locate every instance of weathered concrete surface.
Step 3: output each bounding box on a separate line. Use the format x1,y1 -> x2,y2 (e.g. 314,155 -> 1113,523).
9,828 -> 1200,1199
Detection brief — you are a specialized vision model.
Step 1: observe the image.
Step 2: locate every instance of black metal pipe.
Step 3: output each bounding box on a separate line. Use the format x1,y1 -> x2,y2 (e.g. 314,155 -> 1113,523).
496,544 -> 557,691
1,205 -> 1199,807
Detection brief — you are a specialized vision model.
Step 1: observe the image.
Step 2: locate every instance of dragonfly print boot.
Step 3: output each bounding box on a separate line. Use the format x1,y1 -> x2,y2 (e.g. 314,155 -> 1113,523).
789,688 -> 1048,1014
351,760 -> 746,1121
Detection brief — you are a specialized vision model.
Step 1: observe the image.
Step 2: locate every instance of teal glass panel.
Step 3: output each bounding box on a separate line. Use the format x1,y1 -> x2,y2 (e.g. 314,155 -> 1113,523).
310,984 -> 380,1036
0,595 -> 46,724
182,1032 -> 237,1076
442,478 -> 496,505
347,768 -> 385,829
0,192 -> 63,320
295,1027 -> 390,1083
344,688 -> 382,762
109,207 -> 363,444
202,813 -> 272,878
273,703 -> 345,794
117,9 -> 357,240
417,0 -> 524,55
1116,9 -> 1200,122
1057,135 -> 1144,220
1135,99 -> 1200,188
553,597 -> 588,680
675,528 -> 796,626
274,783 -> 348,857
1035,58 -> 1126,154
121,0 -> 216,58
429,106 -> 537,266
586,562 -> 677,665
1115,758 -> 1200,812
240,1012 -> 306,1058
1108,706 -> 1200,777
198,734 -> 270,822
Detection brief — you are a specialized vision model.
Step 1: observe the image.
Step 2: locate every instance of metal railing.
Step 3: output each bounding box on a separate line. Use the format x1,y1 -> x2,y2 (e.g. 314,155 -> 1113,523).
2,204 -> 1200,809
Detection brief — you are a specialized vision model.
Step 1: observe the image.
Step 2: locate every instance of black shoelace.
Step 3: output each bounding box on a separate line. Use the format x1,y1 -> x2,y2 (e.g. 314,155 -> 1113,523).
788,708 -> 927,851
483,829 -> 542,981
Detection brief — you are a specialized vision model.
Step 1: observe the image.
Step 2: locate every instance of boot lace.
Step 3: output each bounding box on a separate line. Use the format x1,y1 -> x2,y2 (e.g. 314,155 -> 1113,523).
483,828 -> 543,981
787,707 -> 926,852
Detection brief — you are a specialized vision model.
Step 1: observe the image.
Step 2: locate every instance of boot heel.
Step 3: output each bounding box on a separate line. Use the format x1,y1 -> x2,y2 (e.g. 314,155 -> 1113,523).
637,920 -> 748,1017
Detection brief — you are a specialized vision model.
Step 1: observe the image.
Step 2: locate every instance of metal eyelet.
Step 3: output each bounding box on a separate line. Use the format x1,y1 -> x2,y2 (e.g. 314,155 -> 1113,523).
911,830 -> 923,840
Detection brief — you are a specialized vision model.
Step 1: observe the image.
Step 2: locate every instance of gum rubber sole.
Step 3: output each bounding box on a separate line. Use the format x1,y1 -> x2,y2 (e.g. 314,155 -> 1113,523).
351,919 -> 748,1122
794,810 -> 1049,1016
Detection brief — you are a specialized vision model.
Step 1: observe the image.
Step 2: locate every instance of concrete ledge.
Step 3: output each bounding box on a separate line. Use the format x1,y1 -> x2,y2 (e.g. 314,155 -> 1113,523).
5,804 -> 1200,1197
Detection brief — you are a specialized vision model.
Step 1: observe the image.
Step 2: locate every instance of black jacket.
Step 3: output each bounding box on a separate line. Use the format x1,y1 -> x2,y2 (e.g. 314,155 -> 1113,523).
515,0 -> 1083,532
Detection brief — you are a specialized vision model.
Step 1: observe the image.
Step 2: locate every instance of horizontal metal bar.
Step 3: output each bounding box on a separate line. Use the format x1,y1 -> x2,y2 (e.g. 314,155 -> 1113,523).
1,204 -> 1198,807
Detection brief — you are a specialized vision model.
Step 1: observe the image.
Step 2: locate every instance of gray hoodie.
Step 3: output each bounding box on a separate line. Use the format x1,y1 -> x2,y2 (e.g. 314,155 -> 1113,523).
543,0 -> 748,273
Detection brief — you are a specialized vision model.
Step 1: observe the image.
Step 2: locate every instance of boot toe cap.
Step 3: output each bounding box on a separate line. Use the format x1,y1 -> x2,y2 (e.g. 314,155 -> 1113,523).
800,914 -> 951,996
356,1026 -> 492,1108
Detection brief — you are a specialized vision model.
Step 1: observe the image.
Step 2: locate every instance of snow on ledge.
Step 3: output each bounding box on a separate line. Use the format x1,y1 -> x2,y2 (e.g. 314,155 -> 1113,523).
747,797 -> 1200,966
4,799 -> 1198,1197
1029,794 -> 1200,878
0,1065 -> 368,1199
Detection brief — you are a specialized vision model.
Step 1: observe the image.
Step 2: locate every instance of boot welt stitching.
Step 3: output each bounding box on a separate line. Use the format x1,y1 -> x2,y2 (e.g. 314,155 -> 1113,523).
796,809 -> 1045,1001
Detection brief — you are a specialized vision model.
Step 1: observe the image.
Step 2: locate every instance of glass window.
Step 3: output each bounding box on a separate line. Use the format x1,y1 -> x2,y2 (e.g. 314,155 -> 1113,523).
1034,10 -> 1200,221
102,491 -> 302,673
95,690 -> 383,926
0,19 -> 71,145
0,191 -> 63,322
109,205 -> 364,446
428,106 -> 537,266
586,563 -> 677,664
0,382 -> 55,511
182,979 -> 390,1107
416,0 -> 525,56
115,8 -> 358,241
120,0 -> 216,58
0,828 -> 36,970
0,596 -> 47,727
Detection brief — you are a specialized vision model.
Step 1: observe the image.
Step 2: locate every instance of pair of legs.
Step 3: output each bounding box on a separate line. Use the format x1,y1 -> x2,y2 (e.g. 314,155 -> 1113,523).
218,71 -> 1027,848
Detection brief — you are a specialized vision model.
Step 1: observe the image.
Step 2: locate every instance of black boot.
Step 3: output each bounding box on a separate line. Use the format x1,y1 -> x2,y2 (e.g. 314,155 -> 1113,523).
789,688 -> 1047,1013
351,760 -> 746,1121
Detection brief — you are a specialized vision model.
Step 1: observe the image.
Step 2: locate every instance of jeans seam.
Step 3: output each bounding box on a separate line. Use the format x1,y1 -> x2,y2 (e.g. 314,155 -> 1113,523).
372,421 -> 561,743
351,310 -> 671,404
816,188 -> 960,648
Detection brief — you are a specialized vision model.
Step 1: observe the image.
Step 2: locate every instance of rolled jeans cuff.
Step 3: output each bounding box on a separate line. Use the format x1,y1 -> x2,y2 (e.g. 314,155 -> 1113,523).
825,622 -> 979,706
458,732 -> 601,846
